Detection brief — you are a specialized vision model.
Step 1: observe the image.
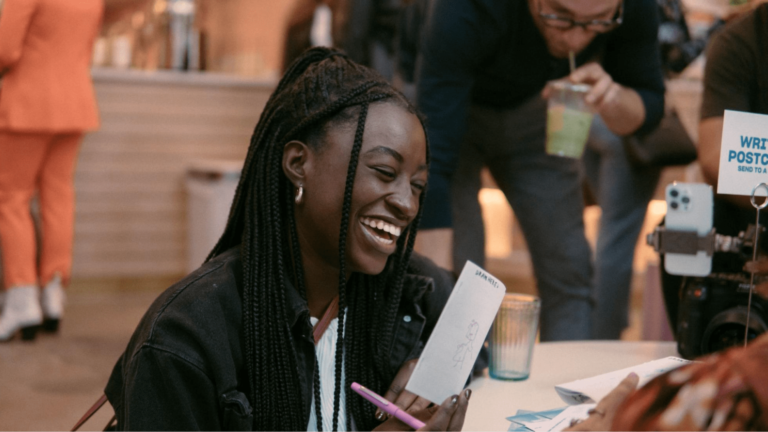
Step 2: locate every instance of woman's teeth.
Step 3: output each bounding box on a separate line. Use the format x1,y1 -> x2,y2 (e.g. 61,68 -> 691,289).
361,217 -> 401,244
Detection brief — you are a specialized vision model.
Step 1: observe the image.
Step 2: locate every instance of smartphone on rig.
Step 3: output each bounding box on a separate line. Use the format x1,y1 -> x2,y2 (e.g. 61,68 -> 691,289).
664,182 -> 714,276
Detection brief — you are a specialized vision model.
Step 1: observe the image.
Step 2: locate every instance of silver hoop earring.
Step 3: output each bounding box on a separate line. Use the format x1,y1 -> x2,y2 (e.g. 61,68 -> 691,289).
295,186 -> 304,204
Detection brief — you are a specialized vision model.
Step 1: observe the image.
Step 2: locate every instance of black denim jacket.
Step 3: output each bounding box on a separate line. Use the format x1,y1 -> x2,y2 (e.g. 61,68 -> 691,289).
104,247 -> 456,430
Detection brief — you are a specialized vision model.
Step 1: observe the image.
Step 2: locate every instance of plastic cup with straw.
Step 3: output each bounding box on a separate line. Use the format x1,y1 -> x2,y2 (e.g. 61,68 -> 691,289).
544,50 -> 594,158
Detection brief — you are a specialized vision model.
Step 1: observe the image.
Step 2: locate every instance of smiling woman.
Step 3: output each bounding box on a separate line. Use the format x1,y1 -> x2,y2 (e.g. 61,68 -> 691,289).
285,102 -> 428,280
103,47 -> 471,431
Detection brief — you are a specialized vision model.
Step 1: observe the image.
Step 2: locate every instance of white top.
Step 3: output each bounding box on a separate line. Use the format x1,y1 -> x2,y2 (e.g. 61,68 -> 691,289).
307,315 -> 348,431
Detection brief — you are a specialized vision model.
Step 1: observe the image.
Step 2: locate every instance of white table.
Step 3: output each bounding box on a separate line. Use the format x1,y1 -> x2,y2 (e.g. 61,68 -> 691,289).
463,341 -> 679,431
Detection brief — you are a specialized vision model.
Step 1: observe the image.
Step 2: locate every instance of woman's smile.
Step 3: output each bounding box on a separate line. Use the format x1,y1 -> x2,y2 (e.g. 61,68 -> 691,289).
359,216 -> 402,251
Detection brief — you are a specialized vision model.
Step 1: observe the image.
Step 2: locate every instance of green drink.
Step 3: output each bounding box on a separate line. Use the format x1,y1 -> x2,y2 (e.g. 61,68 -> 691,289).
545,82 -> 594,158
546,106 -> 594,158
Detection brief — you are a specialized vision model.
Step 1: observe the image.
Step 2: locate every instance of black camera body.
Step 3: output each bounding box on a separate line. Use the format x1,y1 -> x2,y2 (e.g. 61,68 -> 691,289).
677,273 -> 768,359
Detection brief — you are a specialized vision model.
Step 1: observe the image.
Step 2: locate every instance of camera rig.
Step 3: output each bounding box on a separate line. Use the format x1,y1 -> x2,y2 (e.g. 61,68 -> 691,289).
647,225 -> 768,359
646,225 -> 764,257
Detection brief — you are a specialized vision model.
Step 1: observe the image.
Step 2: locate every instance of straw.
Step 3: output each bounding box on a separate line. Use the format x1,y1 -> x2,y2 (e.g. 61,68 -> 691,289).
568,51 -> 576,74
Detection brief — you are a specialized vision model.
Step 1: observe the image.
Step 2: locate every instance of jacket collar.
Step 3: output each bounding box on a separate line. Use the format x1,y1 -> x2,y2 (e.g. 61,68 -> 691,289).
280,272 -> 434,331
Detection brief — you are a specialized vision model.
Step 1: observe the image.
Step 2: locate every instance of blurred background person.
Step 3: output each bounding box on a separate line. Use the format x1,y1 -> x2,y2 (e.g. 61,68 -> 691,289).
342,0 -> 402,81
283,0 -> 404,80
587,0 -> 722,341
697,1 -> 768,212
413,0 -> 665,341
656,0 -> 721,76
0,0 -> 103,341
392,0 -> 429,102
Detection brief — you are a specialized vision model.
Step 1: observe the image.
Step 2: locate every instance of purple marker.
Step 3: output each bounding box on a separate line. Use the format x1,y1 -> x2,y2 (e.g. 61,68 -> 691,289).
351,382 -> 426,430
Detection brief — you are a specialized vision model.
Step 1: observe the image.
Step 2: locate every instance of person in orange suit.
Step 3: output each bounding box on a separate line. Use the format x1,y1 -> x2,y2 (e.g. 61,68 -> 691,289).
0,0 -> 103,341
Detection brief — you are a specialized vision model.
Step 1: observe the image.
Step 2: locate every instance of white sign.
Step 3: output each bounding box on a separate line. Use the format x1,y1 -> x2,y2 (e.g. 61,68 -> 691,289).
405,261 -> 506,404
718,110 -> 768,196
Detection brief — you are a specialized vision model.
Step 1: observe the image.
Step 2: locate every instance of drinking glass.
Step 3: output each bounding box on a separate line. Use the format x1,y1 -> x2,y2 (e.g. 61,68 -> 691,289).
489,294 -> 541,380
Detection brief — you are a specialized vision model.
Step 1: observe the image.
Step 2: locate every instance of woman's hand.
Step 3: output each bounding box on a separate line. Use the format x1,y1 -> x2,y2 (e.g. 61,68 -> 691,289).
374,390 -> 471,431
564,373 -> 639,431
376,359 -> 432,421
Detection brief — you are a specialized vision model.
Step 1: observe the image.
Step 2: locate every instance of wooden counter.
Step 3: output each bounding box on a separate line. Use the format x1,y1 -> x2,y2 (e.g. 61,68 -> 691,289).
72,68 -> 275,277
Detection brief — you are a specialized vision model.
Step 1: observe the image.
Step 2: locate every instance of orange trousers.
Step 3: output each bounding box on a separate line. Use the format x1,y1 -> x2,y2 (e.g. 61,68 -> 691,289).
0,131 -> 81,289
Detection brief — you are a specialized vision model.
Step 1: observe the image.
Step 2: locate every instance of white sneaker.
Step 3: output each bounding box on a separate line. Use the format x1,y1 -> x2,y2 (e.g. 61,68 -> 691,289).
0,286 -> 43,341
41,274 -> 66,333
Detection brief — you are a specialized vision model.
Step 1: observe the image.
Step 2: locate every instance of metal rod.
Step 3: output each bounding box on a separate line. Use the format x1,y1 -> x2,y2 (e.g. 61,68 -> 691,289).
746,206 -> 759,347
746,182 -> 768,347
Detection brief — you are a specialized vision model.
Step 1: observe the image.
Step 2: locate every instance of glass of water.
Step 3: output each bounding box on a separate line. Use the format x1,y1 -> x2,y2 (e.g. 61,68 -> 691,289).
489,294 -> 541,380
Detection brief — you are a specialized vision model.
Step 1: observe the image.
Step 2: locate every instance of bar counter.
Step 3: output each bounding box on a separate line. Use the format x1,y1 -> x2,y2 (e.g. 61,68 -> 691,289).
72,68 -> 275,278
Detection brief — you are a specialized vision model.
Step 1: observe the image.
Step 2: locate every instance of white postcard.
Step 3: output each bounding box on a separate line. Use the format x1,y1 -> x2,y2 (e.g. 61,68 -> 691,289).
405,261 -> 507,404
554,356 -> 690,405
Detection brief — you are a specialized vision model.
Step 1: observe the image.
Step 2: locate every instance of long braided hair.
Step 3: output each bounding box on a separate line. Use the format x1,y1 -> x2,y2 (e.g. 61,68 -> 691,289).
208,47 -> 428,431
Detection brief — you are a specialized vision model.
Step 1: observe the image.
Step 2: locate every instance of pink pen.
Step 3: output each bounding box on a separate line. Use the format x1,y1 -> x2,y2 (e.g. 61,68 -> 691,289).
351,382 -> 426,430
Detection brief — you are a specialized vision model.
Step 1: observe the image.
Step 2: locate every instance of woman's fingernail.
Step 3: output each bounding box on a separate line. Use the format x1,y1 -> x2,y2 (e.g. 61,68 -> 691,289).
451,395 -> 459,405
464,389 -> 472,400
628,372 -> 639,379
376,411 -> 386,421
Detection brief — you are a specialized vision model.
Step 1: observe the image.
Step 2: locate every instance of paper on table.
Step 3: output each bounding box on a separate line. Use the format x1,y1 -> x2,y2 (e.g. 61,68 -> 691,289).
555,356 -> 690,405
507,408 -> 565,432
405,261 -> 507,404
507,408 -> 565,423
544,404 -> 596,432
506,405 -> 593,432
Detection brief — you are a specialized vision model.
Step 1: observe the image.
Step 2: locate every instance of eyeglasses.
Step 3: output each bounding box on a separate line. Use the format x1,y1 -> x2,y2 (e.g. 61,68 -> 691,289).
538,0 -> 623,33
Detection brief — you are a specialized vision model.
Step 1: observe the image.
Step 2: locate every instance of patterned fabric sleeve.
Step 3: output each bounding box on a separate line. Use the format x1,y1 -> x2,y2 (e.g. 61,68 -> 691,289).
612,333 -> 768,430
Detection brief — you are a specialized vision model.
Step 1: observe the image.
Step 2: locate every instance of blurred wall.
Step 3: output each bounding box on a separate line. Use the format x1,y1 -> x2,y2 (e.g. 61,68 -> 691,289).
72,72 -> 273,278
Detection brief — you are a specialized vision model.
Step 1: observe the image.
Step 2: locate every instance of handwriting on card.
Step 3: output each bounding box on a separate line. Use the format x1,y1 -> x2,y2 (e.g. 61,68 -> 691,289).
405,261 -> 506,404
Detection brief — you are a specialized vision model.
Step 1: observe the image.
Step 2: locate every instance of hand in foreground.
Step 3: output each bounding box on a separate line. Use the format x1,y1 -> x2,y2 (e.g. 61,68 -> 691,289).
376,359 -> 432,421
564,373 -> 639,431
374,390 -> 471,431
